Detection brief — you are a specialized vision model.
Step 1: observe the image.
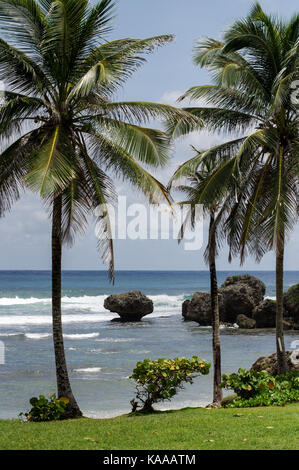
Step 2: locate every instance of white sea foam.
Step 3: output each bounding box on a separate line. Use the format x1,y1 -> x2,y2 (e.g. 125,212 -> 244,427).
0,297 -> 50,306
0,293 -> 185,326
23,332 -> 100,339
0,332 -> 24,337
0,293 -> 185,309
220,324 -> 238,330
64,333 -> 99,339
0,313 -> 113,326
25,333 -> 51,340
61,295 -> 107,312
73,367 -> 102,373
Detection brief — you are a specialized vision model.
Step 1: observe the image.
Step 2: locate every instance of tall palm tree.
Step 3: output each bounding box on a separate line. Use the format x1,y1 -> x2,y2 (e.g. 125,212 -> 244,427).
167,3 -> 299,374
170,159 -> 233,406
0,0 -> 200,417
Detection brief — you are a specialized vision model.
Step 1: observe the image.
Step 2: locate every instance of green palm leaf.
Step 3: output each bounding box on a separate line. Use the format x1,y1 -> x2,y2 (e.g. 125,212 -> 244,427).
25,126 -> 76,197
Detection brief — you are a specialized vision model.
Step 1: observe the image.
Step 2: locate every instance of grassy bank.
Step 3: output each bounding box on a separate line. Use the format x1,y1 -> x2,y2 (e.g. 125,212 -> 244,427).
0,404 -> 298,450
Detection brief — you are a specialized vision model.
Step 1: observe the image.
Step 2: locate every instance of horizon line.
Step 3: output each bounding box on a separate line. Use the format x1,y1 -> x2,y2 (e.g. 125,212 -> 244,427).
0,269 -> 298,272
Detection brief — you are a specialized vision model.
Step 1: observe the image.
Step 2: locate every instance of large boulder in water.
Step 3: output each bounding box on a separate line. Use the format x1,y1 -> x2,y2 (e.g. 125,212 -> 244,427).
236,314 -> 256,329
284,284 -> 299,323
221,274 -> 266,304
182,299 -> 191,318
104,290 -> 153,321
220,274 -> 266,322
182,292 -> 226,325
251,351 -> 299,376
220,284 -> 256,322
253,299 -> 276,328
253,299 -> 296,329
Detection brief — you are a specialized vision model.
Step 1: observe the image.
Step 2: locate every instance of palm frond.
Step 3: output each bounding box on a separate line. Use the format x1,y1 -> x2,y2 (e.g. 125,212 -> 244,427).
68,35 -> 174,99
77,137 -> 116,283
0,94 -> 45,138
168,138 -> 246,186
0,36 -> 53,97
85,129 -> 172,205
88,117 -> 171,168
87,100 -> 203,130
165,107 -> 258,137
0,0 -> 45,58
25,126 -> 76,197
0,127 -> 43,215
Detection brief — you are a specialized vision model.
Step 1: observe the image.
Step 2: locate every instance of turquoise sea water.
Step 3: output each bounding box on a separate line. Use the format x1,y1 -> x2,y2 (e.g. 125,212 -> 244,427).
0,270 -> 298,419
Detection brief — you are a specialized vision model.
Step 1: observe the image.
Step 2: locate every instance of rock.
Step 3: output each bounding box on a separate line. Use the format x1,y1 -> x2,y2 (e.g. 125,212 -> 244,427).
253,299 -> 297,330
251,351 -> 299,376
283,320 -> 293,330
253,299 -> 276,328
182,299 -> 191,319
236,314 -> 256,329
221,274 -> 266,305
183,292 -> 211,324
182,291 -> 225,325
182,277 -> 299,329
183,273 -> 266,325
104,290 -> 153,321
219,275 -> 266,322
220,284 -> 257,322
284,284 -> 299,323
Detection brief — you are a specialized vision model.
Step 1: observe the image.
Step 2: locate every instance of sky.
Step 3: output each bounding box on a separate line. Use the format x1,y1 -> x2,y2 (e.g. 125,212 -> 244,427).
0,0 -> 298,271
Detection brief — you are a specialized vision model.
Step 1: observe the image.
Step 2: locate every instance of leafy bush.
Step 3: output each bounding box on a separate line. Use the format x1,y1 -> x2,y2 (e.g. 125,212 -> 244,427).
19,394 -> 69,422
221,368 -> 274,399
221,369 -> 299,407
130,356 -> 210,412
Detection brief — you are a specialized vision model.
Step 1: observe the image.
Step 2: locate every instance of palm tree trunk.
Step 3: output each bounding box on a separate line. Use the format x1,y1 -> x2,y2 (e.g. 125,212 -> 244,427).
276,229 -> 288,375
209,211 -> 222,406
52,194 -> 82,418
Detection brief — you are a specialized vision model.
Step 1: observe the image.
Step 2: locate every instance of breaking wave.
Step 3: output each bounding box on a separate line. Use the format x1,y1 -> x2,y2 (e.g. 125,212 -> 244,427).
0,294 -> 185,326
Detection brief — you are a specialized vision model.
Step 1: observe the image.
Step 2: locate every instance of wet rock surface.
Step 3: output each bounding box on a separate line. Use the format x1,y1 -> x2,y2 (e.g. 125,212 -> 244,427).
104,290 -> 153,321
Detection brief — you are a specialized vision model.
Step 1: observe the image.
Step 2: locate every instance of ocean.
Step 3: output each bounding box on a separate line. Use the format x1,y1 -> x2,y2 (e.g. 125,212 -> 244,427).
0,270 -> 298,419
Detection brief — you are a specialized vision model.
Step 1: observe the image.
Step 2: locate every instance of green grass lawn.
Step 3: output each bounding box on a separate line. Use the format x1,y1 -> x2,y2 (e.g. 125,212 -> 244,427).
0,404 -> 298,450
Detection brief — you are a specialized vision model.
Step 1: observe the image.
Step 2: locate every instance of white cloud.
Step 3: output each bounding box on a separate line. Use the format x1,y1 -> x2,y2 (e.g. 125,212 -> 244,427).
160,89 -> 208,108
160,90 -> 183,106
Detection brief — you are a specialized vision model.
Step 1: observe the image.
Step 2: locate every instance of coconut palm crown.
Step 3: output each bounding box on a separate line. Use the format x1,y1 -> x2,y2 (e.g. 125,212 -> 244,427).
0,0 -> 201,417
168,3 -> 299,373
0,0 -> 200,278
170,157 -> 237,406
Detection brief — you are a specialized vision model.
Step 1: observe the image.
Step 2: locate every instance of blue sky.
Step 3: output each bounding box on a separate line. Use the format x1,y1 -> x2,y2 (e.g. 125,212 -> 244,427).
1,0 -> 298,271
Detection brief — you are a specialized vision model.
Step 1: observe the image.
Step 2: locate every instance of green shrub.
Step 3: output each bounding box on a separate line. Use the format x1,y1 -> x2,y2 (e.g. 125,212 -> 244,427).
19,394 -> 69,422
221,369 -> 299,407
130,356 -> 210,412
221,368 -> 274,399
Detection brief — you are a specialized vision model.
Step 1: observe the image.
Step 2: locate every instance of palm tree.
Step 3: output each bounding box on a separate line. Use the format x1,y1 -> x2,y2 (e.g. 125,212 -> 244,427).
0,0 -> 200,417
166,3 -> 299,374
170,158 -> 234,406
